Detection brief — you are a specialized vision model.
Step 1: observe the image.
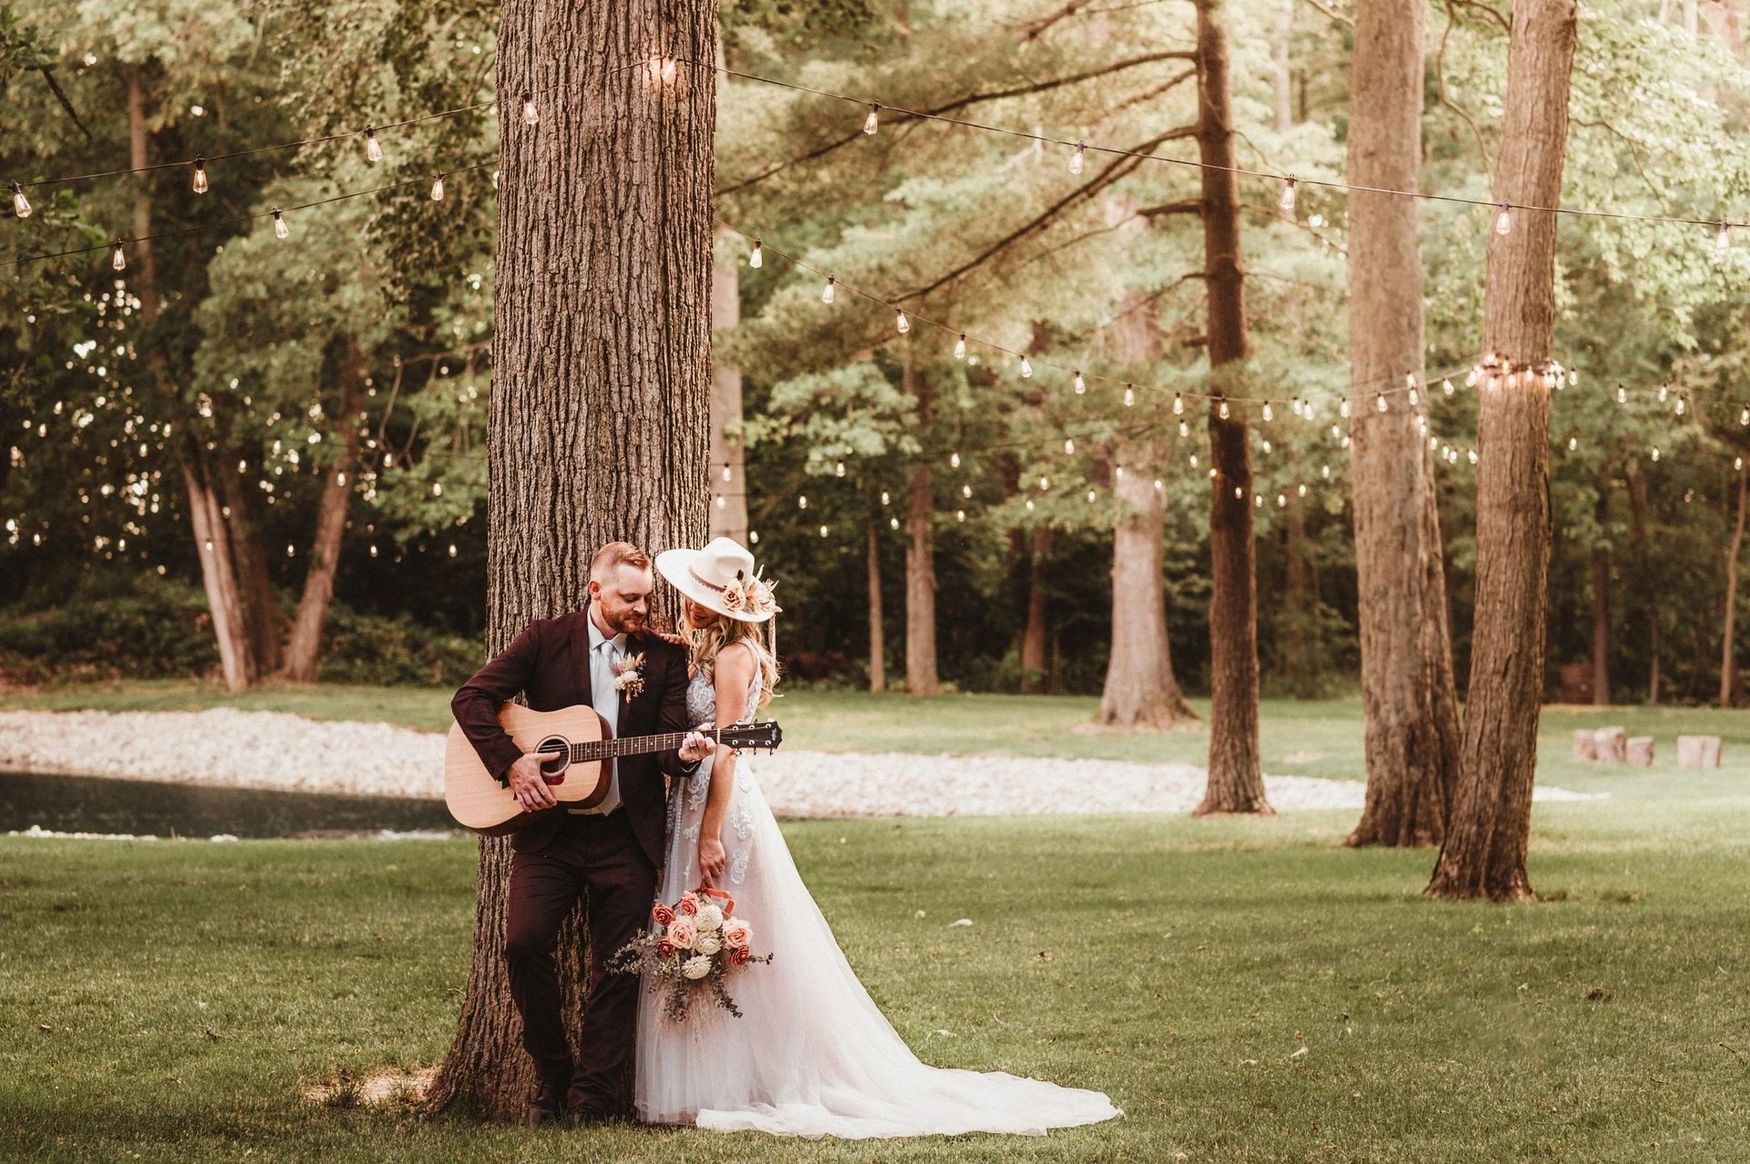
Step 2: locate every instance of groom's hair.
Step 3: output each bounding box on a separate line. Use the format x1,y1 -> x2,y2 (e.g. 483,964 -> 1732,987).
589,541 -> 651,581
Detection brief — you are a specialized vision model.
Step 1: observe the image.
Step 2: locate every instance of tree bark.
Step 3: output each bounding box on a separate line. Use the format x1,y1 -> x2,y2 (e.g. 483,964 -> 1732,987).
280,347 -> 365,683
1591,478 -> 1610,706
867,512 -> 886,693
1428,0 -> 1576,902
1344,0 -> 1462,848
709,225 -> 748,544
902,342 -> 939,696
1192,0 -> 1269,814
128,66 -> 258,691
1722,459 -> 1747,707
1281,507 -> 1309,690
1020,525 -> 1051,693
216,464 -> 282,677
426,0 -> 715,1120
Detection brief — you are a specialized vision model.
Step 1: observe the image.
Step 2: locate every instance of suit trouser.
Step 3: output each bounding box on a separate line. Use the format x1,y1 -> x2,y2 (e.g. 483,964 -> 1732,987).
503,810 -> 656,1113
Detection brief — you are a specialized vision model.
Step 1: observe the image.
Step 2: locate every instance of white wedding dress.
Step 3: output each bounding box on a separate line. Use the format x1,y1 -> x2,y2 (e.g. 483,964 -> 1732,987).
634,668 -> 1121,1138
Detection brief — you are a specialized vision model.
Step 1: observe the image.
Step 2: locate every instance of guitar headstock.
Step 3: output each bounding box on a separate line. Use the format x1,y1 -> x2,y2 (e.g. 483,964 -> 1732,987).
720,720 -> 783,752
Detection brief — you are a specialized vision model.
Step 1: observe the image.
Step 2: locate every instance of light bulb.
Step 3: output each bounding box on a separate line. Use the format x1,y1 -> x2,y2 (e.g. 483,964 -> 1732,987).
1178,421 -> 1190,439
961,483 -> 972,498
750,530 -> 760,544
1717,222 -> 1731,255
10,182 -> 29,218
722,464 -> 732,482
1494,203 -> 1512,235
957,510 -> 966,522
835,461 -> 846,477
192,156 -> 208,194
822,276 -> 835,304
1442,378 -> 1454,396
1740,404 -> 1749,426
1339,399 -> 1351,418
1070,142 -> 1085,175
430,173 -> 446,201
1073,370 -> 1086,394
1173,392 -> 1184,416
954,333 -> 966,360
881,490 -> 890,505
799,495 -> 808,509
1040,476 -> 1050,491
110,239 -> 126,271
1651,447 -> 1661,463
1292,398 -> 1305,417
1617,385 -> 1628,405
1123,385 -> 1135,407
1409,387 -> 1420,407
1376,393 -> 1387,413
950,451 -> 961,468
863,103 -> 880,136
1675,393 -> 1686,416
1262,401 -> 1273,421
749,239 -> 763,268
895,308 -> 909,334
1218,398 -> 1231,420
1020,356 -> 1032,379
1567,435 -> 1578,452
819,525 -> 829,538
1467,449 -> 1478,465
1279,177 -> 1298,216
272,208 -> 289,239
364,126 -> 383,162
521,92 -> 538,126
1658,383 -> 1669,403
1064,438 -> 1075,455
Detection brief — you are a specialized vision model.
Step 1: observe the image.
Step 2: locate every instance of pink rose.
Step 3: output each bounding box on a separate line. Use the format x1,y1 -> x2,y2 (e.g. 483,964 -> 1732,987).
656,939 -> 676,959
651,902 -> 676,927
675,894 -> 699,918
721,919 -> 751,951
730,946 -> 751,967
667,919 -> 697,950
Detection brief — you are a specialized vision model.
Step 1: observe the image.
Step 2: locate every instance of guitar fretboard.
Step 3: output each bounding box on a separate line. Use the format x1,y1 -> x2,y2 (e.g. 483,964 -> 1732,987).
567,728 -> 725,764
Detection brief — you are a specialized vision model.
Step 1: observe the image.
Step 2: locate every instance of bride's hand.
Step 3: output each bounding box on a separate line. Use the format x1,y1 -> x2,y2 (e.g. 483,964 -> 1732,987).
698,833 -> 727,886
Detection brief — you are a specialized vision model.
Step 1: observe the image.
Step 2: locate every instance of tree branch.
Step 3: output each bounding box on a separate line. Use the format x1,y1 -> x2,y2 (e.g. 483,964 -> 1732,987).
1448,0 -> 1510,35
1137,198 -> 1204,218
1572,117 -> 1670,210
1295,0 -> 1353,27
35,67 -> 92,139
714,51 -> 1196,199
898,127 -> 1199,301
1436,2 -> 1494,176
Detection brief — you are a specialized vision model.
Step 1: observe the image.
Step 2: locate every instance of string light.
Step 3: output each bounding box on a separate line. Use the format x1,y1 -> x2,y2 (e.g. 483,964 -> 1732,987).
430,173 -> 446,201
272,208 -> 289,239
1020,356 -> 1032,379
521,92 -> 538,126
1339,399 -> 1351,419
1376,393 -> 1387,413
1278,177 -> 1298,217
1124,384 -> 1135,407
722,464 -> 733,482
1218,398 -> 1230,420
749,238 -> 763,268
1675,392 -> 1686,416
835,460 -> 846,477
1064,438 -> 1076,454
822,276 -> 836,304
1717,222 -> 1731,255
895,307 -> 910,334
950,451 -> 961,468
1178,421 -> 1190,438
1739,404 -> 1749,426
110,239 -> 126,271
1073,369 -> 1086,394
1494,203 -> 1513,236
799,495 -> 808,509
191,156 -> 209,194
1070,142 -> 1085,175
1261,401 -> 1273,421
10,182 -> 29,218
1617,385 -> 1628,404
954,333 -> 966,360
863,102 -> 880,135
1173,393 -> 1184,416
1442,378 -> 1455,396
364,125 -> 383,162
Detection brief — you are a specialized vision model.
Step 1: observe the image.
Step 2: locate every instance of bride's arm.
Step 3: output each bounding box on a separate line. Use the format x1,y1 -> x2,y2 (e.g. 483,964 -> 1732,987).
697,641 -> 756,885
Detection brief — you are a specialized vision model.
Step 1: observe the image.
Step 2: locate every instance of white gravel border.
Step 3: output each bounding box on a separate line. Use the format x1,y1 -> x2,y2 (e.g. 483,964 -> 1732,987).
0,707 -> 1600,821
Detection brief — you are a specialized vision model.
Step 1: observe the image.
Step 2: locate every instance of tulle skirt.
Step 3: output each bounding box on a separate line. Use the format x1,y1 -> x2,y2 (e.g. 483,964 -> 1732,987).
634,760 -> 1121,1139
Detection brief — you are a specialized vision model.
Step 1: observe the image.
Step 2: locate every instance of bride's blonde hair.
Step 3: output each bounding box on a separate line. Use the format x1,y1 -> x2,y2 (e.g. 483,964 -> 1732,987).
684,605 -> 778,714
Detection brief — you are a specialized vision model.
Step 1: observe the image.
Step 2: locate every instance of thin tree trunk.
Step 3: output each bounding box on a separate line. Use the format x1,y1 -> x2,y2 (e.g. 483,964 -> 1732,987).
867,513 -> 886,693
709,224 -> 748,544
1193,0 -> 1269,813
1282,507 -> 1307,689
280,348 -> 365,683
1722,460 -> 1747,707
1428,0 -> 1577,902
426,0 -> 716,1119
1274,0 -> 1294,134
127,67 -> 258,691
903,342 -> 939,696
1020,525 -> 1051,693
1345,0 -> 1461,848
1591,478 -> 1610,706
1626,466 -> 1659,703
216,465 -> 281,676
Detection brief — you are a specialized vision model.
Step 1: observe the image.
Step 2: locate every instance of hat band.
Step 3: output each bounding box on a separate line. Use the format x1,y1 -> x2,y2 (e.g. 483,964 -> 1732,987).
689,565 -> 732,595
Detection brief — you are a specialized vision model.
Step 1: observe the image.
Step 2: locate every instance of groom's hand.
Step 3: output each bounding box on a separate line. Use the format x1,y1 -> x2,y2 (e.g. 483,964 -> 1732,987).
678,729 -> 712,764
507,751 -> 561,812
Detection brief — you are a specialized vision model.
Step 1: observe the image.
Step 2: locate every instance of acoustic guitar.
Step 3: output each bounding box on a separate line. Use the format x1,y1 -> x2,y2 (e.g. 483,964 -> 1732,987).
444,704 -> 783,835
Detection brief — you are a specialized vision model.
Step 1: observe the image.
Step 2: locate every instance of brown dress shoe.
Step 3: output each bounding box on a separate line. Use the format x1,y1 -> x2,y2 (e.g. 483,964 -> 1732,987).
523,1080 -> 565,1126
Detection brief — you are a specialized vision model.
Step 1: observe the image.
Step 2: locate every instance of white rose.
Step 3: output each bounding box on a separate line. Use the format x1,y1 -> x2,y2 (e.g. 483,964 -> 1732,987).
681,955 -> 712,980
695,933 -> 722,957
695,904 -> 724,932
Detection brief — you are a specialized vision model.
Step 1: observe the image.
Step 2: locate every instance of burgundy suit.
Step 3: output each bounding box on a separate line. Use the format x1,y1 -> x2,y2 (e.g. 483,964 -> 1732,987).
451,604 -> 697,1115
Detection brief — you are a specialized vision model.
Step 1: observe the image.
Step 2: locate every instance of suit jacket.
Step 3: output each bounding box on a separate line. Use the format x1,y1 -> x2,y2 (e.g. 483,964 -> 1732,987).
450,604 -> 696,866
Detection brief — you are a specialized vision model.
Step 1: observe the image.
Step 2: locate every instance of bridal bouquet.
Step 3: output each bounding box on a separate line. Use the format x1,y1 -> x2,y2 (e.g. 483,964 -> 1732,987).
609,886 -> 772,1022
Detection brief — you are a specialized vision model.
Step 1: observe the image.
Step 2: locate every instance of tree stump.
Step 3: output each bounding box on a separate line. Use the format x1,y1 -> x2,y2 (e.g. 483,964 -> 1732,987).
1593,727 -> 1627,763
1572,730 -> 1598,762
1626,737 -> 1654,767
1677,735 -> 1723,769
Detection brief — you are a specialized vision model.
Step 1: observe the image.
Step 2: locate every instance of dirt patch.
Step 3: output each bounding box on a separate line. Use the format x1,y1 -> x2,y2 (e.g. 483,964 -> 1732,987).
304,1066 -> 435,1108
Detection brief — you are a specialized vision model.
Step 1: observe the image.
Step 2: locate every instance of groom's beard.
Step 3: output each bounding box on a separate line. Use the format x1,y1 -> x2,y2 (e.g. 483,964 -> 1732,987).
603,607 -> 646,636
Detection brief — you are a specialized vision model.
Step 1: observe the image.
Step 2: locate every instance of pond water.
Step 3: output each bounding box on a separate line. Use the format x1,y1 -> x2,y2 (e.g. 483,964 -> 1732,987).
0,771 -> 460,839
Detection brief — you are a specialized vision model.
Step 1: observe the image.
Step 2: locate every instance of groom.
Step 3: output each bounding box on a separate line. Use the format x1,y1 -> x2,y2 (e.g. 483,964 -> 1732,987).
452,541 -> 710,1126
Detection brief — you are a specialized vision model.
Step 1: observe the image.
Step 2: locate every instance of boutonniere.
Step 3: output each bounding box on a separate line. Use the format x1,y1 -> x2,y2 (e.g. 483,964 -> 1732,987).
612,652 -> 646,699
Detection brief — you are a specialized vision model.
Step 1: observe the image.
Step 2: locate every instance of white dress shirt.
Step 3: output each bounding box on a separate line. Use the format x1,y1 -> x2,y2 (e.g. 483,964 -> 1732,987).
574,613 -> 625,816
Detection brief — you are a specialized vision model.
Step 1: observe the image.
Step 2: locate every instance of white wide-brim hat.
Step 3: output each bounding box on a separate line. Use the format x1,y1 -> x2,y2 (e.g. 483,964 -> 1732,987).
656,536 -> 780,623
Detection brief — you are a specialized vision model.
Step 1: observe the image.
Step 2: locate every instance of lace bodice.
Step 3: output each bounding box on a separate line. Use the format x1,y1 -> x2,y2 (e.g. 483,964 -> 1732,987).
662,660 -> 764,891
684,662 -> 763,726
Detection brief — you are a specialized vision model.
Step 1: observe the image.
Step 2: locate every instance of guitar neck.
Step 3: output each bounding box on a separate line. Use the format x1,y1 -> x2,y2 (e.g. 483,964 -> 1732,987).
569,728 -> 721,764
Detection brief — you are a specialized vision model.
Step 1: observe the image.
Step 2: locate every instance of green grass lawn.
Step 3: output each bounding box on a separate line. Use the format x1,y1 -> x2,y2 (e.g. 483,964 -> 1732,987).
4,801 -> 1750,1162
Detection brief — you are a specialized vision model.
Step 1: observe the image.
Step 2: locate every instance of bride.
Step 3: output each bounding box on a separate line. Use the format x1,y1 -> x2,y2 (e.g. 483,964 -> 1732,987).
638,536 -> 1120,1139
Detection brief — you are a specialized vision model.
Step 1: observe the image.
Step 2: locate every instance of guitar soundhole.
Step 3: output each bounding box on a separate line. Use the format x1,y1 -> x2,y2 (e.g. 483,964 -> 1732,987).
536,737 -> 569,783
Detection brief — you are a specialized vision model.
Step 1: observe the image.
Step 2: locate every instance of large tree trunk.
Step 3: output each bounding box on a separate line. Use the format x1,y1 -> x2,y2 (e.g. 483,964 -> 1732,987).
709,224 -> 748,544
127,67 -> 258,691
425,0 -> 716,1119
1428,0 -> 1576,902
1591,478 -> 1610,706
867,513 -> 886,693
902,342 -> 939,696
1193,0 -> 1269,814
1020,525 -> 1051,693
280,347 -> 365,683
1722,459 -> 1747,707
1344,0 -> 1462,848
